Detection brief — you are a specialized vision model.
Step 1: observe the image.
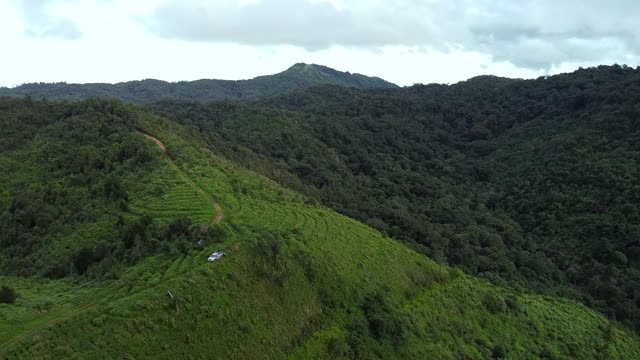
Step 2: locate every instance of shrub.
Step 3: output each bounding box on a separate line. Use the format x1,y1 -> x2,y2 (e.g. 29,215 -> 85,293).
346,317 -> 375,359
362,291 -> 409,346
505,295 -> 521,312
492,344 -> 507,359
327,337 -> 349,358
0,286 -> 17,304
45,264 -> 68,279
256,231 -> 284,268
238,322 -> 252,334
540,346 -> 558,359
482,291 -> 506,313
74,248 -> 94,274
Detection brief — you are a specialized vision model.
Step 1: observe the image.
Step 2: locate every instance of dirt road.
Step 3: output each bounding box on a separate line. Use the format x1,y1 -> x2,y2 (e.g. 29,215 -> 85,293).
140,132 -> 224,224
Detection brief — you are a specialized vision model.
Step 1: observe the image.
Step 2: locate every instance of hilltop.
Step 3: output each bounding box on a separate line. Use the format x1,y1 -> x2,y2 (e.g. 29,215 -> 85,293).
152,64 -> 640,331
1,98 -> 638,358
0,63 -> 397,104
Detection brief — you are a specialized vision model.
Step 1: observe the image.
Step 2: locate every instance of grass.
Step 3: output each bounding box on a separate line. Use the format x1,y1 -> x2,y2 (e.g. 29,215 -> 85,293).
127,133 -> 215,225
0,277 -> 104,347
0,109 -> 638,359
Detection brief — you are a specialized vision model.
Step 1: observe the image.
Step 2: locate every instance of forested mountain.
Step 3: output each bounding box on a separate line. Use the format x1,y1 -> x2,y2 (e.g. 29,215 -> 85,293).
2,65 -> 640,358
3,98 -> 638,358
0,63 -> 397,104
151,64 -> 640,330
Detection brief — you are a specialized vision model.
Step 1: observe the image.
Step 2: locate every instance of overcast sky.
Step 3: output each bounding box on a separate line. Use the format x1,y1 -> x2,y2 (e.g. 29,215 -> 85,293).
1,0 -> 639,87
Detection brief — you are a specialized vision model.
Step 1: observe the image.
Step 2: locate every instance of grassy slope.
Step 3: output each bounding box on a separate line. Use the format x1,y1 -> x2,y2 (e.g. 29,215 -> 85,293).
0,110 -> 638,359
128,134 -> 215,225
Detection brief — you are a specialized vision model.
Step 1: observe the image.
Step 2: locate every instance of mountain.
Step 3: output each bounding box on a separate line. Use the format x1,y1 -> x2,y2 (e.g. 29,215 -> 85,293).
1,98 -> 638,358
151,64 -> 640,331
0,63 -> 397,104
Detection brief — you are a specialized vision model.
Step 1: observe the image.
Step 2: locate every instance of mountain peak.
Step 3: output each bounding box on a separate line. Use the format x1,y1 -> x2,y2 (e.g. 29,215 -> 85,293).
279,63 -> 398,89
288,62 -> 313,69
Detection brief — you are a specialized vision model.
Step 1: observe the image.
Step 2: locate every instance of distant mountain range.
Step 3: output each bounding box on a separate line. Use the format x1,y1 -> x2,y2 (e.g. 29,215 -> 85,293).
0,63 -> 397,103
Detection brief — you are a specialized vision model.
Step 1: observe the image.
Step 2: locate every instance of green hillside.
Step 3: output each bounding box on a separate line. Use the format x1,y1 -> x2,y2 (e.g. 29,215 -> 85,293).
0,98 -> 639,359
152,65 -> 640,330
0,64 -> 397,104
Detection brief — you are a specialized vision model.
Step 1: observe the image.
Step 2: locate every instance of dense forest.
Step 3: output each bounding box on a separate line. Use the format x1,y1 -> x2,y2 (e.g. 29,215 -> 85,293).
152,65 -> 640,330
0,63 -> 396,104
0,98 -> 223,279
1,96 -> 639,358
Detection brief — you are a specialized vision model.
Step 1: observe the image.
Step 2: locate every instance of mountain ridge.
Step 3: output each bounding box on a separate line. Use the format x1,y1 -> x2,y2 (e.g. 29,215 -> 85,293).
151,64 -> 640,331
0,63 -> 397,103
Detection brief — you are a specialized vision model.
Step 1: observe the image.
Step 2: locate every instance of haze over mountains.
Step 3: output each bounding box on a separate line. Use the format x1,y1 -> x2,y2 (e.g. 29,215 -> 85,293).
0,63 -> 397,103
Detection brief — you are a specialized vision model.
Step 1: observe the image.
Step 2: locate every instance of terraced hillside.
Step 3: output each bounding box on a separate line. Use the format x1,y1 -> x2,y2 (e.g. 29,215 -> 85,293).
152,65 -> 640,330
130,132 -> 222,225
1,101 -> 639,359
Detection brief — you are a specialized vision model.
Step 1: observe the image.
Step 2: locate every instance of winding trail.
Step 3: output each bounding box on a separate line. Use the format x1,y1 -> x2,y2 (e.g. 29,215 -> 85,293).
0,132 -> 226,352
140,132 -> 224,225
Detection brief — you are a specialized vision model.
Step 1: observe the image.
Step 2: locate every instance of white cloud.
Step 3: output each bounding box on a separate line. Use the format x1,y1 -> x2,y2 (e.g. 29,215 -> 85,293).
0,0 -> 639,87
18,0 -> 83,39
144,0 -> 444,49
144,0 -> 640,70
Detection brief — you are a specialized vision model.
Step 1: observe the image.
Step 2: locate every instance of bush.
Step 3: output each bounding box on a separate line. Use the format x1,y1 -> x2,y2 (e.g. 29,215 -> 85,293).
74,248 -> 94,274
482,291 -> 506,313
256,231 -> 284,268
346,317 -> 376,359
362,291 -> 409,346
327,337 -> 349,358
505,295 -> 521,312
492,344 -> 507,359
540,346 -> 558,359
253,231 -> 291,286
0,286 -> 17,304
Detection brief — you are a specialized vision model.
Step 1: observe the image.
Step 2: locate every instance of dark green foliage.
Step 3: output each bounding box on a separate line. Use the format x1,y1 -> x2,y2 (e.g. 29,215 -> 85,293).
152,65 -> 640,330
0,98 -> 224,278
540,346 -> 559,359
505,295 -> 521,312
483,291 -> 506,314
492,344 -> 507,359
103,175 -> 128,201
0,64 -> 396,104
361,291 -> 409,346
73,249 -> 94,275
121,216 -> 226,262
1,94 -> 639,359
345,317 -> 378,359
0,286 -> 17,304
257,231 -> 284,268
253,231 -> 290,286
337,291 -> 410,357
122,215 -> 154,250
0,98 -> 149,277
327,337 -> 349,358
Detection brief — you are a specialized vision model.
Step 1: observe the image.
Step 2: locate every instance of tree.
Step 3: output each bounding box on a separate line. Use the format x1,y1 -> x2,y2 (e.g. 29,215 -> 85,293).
259,232 -> 282,268
74,248 -> 94,274
0,286 -> 17,304
483,291 -> 506,313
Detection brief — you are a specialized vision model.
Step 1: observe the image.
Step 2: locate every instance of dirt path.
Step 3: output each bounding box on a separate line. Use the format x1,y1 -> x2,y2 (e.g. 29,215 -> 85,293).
140,132 -> 224,224
0,133 -> 226,352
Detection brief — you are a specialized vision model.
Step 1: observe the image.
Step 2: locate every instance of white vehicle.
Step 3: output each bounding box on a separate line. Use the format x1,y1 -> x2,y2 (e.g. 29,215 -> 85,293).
207,250 -> 226,262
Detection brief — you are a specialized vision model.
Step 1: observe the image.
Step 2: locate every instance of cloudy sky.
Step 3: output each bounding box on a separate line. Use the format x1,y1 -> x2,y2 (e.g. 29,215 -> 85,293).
1,0 -> 639,87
